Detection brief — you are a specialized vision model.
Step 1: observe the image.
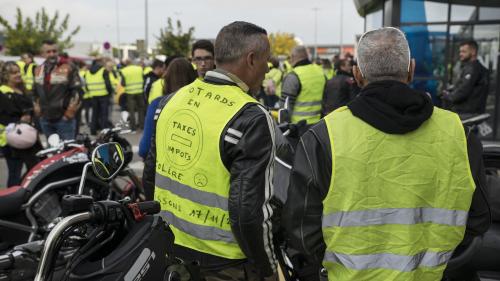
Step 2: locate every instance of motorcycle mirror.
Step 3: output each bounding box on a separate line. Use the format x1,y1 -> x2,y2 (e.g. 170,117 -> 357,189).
91,142 -> 125,181
47,134 -> 60,148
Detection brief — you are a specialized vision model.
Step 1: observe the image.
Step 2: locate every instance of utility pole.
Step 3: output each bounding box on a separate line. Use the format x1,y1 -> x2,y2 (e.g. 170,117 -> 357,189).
145,0 -> 149,58
313,7 -> 319,60
116,0 -> 120,48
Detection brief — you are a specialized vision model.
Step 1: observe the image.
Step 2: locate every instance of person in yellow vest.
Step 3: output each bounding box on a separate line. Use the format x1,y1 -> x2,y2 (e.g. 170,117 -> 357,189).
321,58 -> 335,80
78,62 -> 92,126
191,39 -> 215,79
85,58 -> 114,135
280,46 -> 326,125
143,21 -> 278,281
143,59 -> 165,104
17,53 -> 36,95
147,55 -> 183,104
283,27 -> 491,281
120,59 -> 145,131
261,57 -> 283,108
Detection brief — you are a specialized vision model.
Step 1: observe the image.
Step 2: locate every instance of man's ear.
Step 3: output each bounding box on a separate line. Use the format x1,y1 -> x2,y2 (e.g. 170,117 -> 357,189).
246,51 -> 256,69
407,58 -> 415,84
353,65 -> 365,88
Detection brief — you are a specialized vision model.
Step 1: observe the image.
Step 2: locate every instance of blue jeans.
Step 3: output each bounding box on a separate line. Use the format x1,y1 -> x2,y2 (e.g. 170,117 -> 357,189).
40,117 -> 76,141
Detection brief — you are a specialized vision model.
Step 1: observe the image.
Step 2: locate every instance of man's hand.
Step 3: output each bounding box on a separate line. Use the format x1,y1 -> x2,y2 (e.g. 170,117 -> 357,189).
64,95 -> 82,119
33,101 -> 41,117
20,114 -> 32,123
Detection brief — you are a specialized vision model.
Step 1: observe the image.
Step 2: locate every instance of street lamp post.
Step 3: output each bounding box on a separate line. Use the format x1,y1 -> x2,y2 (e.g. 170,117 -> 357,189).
313,7 -> 319,60
145,0 -> 149,58
339,0 -> 344,56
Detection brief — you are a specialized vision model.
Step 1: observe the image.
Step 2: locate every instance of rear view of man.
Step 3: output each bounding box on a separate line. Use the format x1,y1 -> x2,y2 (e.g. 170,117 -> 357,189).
120,59 -> 145,131
322,59 -> 358,115
143,21 -> 278,281
284,27 -> 490,281
281,46 -> 326,125
442,40 -> 489,114
85,58 -> 114,135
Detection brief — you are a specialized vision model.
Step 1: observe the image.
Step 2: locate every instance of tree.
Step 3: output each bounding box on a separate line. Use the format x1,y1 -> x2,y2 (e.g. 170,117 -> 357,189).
0,7 -> 80,55
269,32 -> 297,57
156,18 -> 194,57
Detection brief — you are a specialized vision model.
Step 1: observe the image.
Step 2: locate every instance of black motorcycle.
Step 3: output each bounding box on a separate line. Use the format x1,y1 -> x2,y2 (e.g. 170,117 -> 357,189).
0,142 -> 177,281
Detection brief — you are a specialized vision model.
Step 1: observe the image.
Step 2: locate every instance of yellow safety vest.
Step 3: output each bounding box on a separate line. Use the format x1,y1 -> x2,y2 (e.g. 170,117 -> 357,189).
143,66 -> 153,75
155,79 -> 258,259
0,85 -> 18,147
121,65 -> 144,95
324,68 -> 335,80
21,63 -> 35,91
322,106 -> 475,281
148,79 -> 164,104
264,67 -> 283,97
85,68 -> 108,97
0,85 -> 19,95
291,64 -> 326,124
79,69 -> 91,99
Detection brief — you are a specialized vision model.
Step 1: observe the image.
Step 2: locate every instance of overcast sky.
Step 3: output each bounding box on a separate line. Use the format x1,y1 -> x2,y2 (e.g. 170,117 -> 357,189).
2,0 -> 364,47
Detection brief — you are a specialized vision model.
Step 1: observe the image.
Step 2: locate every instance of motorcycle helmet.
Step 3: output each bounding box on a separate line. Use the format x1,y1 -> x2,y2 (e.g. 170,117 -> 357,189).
6,123 -> 37,149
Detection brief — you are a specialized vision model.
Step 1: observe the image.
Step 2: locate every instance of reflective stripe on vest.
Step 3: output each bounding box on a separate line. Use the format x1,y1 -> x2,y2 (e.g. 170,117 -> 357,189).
121,65 -> 144,94
155,79 -> 257,259
291,64 -> 325,124
148,79 -> 164,104
85,68 -> 108,97
322,106 -> 475,281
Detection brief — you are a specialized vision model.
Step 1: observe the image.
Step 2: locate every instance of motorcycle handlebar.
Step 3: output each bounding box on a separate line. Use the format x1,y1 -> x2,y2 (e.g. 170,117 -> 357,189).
134,201 -> 161,215
0,254 -> 12,270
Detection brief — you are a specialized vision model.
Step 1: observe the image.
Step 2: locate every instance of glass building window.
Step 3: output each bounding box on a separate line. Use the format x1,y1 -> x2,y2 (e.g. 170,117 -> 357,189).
451,4 -> 477,22
479,7 -> 500,21
366,8 -> 383,31
402,25 -> 447,79
401,0 -> 448,23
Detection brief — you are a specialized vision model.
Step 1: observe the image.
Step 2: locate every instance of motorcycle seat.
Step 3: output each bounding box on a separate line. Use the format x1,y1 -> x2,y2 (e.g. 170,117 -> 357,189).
0,186 -> 27,217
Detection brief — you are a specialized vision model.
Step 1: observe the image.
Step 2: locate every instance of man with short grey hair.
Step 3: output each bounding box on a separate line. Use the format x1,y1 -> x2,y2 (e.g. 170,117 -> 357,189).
143,21 -> 278,281
280,45 -> 326,125
284,27 -> 490,281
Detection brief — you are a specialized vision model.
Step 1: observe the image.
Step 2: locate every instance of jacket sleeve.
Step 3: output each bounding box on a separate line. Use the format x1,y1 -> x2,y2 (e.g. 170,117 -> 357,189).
280,73 -> 300,114
224,105 -> 277,277
139,99 -> 159,159
462,128 -> 491,243
103,70 -> 114,95
283,121 -> 331,280
449,63 -> 481,104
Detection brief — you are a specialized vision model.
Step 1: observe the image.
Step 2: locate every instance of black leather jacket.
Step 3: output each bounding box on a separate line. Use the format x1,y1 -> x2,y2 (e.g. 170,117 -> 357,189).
142,70 -> 277,277
448,60 -> 489,114
284,81 -> 491,280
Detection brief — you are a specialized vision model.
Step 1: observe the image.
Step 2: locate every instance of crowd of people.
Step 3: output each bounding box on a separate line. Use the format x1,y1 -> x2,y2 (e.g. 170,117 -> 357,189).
0,20 -> 492,281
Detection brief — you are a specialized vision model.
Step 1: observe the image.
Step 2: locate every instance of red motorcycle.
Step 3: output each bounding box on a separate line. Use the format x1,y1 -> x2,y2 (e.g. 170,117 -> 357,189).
0,123 -> 144,250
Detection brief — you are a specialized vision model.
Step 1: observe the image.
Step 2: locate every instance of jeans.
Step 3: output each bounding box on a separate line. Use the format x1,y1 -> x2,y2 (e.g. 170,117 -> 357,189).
91,96 -> 111,134
40,117 -> 76,141
1,146 -> 39,187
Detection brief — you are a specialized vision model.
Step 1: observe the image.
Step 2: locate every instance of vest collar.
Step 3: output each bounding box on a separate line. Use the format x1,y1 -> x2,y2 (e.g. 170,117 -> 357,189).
205,69 -> 249,93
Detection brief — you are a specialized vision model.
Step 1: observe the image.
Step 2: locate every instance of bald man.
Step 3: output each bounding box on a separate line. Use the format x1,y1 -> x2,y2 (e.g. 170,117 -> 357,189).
280,46 -> 326,125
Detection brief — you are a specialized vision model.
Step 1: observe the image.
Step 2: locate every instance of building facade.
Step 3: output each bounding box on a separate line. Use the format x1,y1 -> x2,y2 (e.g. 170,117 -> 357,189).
354,0 -> 500,139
